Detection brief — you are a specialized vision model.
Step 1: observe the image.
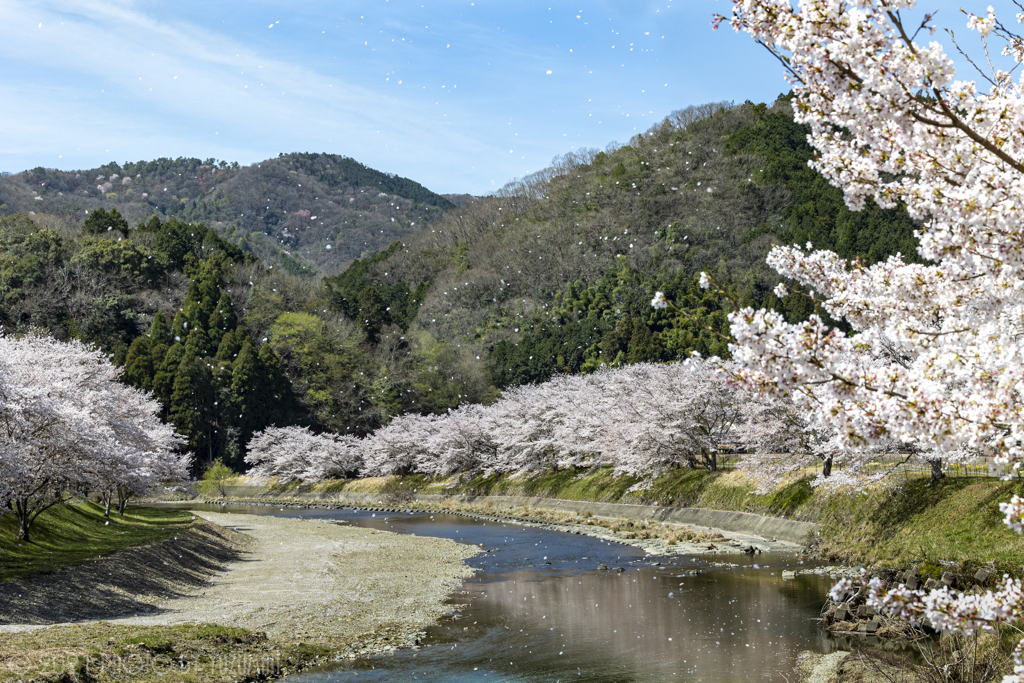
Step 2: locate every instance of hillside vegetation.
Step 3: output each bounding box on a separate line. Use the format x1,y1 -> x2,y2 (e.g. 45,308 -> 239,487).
0,97 -> 923,474
345,98 -> 920,388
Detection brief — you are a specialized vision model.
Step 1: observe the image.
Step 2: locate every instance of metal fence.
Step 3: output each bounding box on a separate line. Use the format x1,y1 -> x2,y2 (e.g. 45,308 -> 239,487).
889,461 -> 1000,479
715,454 -> 1006,480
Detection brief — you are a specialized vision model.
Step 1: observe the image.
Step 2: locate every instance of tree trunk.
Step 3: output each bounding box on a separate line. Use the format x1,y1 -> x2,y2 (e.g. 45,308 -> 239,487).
117,486 -> 131,515
15,500 -> 31,542
707,451 -> 718,472
930,458 -> 945,482
822,456 -> 833,478
103,495 -> 111,518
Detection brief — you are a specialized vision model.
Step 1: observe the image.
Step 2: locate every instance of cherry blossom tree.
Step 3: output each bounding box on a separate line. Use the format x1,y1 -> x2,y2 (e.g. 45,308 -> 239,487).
413,374 -> 608,477
690,0 -> 1024,677
731,395 -> 831,492
355,363 -> 746,480
0,332 -> 190,540
483,372 -> 629,475
418,404 -> 498,477
360,413 -> 435,477
94,378 -> 191,516
489,378 -> 583,474
598,363 -> 743,477
730,349 -> 933,491
245,425 -> 362,483
100,447 -> 193,517
703,0 -> 1024,471
547,373 -> 611,471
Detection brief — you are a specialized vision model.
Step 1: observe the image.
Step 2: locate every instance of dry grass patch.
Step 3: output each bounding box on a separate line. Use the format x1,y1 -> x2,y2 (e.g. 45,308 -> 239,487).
0,622 -> 309,683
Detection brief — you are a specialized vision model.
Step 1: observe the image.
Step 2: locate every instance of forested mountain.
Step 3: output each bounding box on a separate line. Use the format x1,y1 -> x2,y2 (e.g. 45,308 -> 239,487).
349,97 -> 920,388
0,152 -> 453,275
0,96 -> 922,474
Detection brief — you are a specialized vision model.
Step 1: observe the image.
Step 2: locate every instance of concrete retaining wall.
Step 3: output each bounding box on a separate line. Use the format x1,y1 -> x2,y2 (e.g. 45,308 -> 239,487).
219,485 -> 820,545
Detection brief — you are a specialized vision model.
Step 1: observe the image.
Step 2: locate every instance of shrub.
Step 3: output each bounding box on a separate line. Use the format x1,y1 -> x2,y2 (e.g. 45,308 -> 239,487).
200,459 -> 234,498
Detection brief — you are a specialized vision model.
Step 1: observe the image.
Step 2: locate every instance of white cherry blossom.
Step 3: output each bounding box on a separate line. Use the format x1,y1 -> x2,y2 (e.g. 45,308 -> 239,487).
0,332 -> 190,539
711,0 -> 1024,675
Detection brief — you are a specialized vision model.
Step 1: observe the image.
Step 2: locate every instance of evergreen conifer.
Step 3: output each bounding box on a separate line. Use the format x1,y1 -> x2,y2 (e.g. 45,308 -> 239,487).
123,335 -> 154,390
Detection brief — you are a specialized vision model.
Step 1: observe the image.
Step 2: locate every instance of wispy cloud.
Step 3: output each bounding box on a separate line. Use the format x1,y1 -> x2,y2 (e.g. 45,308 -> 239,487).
0,0 -> 789,192
0,0 -> 514,185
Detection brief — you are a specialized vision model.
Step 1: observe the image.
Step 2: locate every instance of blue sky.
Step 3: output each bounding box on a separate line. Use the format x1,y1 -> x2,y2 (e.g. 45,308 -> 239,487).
0,0 -> 988,194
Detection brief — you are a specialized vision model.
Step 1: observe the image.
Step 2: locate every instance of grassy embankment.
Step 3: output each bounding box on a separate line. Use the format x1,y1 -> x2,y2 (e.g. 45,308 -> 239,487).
0,501 -> 194,583
256,465 -> 1024,579
0,502 -> 336,682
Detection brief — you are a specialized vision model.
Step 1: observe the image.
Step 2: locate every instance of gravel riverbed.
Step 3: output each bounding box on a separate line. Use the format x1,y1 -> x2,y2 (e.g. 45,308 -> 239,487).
0,512 -> 480,653
188,498 -> 805,556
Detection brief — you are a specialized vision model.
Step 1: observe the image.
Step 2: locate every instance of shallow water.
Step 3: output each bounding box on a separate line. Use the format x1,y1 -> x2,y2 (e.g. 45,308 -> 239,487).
168,503 -> 840,682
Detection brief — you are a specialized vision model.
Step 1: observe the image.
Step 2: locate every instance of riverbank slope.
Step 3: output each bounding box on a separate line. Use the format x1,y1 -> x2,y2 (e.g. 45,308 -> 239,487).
0,501 -> 195,583
0,512 -> 478,682
204,466 -> 1024,580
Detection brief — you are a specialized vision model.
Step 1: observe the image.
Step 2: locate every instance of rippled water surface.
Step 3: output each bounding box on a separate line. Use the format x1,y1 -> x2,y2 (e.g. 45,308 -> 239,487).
170,503 -> 839,682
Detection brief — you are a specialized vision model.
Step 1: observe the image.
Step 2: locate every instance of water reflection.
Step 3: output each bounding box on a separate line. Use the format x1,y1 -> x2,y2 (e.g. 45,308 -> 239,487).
473,566 -> 833,680
154,504 -> 838,680
283,560 -> 835,681
156,503 -> 841,682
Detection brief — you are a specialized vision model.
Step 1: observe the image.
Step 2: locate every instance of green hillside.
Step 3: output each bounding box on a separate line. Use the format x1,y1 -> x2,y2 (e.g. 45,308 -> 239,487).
0,97 -> 923,474
341,97 -> 920,388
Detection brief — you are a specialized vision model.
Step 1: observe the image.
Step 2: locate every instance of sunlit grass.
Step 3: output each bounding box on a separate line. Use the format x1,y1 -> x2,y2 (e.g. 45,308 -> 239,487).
0,500 -> 194,583
811,477 -> 1024,574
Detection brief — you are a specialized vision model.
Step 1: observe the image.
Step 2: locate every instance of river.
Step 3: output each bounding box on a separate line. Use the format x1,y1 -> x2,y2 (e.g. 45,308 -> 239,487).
174,503 -> 841,682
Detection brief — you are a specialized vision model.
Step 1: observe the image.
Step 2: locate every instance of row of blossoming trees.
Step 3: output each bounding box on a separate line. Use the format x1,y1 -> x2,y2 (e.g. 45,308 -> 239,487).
246,362 -> 746,484
245,358 -> 953,489
0,333 -> 191,541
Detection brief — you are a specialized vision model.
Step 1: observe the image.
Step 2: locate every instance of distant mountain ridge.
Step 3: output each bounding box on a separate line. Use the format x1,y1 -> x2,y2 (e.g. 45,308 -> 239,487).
0,152 -> 456,275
